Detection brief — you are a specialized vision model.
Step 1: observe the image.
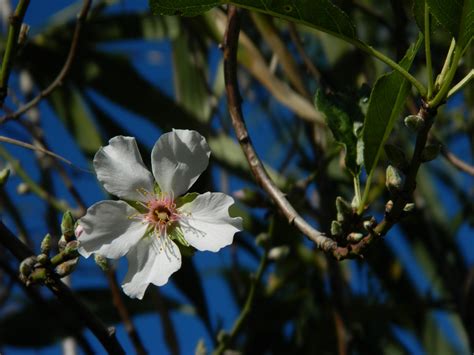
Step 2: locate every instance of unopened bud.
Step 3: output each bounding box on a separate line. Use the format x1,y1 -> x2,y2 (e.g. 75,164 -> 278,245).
336,197 -> 353,222
19,256 -> 37,277
64,240 -> 79,258
331,220 -> 343,236
385,200 -> 394,213
37,253 -> 49,265
421,144 -> 440,162
195,339 -> 207,355
58,235 -> 67,252
61,211 -> 75,240
386,165 -> 404,193
347,232 -> 364,243
41,233 -> 52,255
19,70 -> 33,95
55,258 -> 79,277
403,203 -> 415,212
363,218 -> 375,231
404,114 -> 424,131
0,168 -> 10,186
94,254 -> 109,272
16,182 -> 29,194
255,232 -> 271,248
268,246 -> 289,260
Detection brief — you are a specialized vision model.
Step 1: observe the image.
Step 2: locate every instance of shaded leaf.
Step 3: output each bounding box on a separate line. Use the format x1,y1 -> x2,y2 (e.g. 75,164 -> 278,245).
363,35 -> 422,175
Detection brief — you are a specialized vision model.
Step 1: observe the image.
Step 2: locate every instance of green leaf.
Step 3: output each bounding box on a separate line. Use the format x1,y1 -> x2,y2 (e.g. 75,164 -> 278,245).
149,0 -> 357,41
172,30 -> 212,123
315,89 -> 363,177
362,35 -> 423,176
427,0 -> 474,49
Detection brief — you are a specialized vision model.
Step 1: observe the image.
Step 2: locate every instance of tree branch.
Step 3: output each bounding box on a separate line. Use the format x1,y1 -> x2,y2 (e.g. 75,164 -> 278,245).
222,5 -> 336,252
0,221 -> 126,354
0,0 -> 92,124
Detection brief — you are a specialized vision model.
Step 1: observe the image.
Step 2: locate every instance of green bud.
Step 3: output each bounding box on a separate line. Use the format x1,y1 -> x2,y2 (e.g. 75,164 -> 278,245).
255,232 -> 271,248
404,114 -> 424,131
94,254 -> 109,272
0,168 -> 10,186
403,203 -> 415,212
347,232 -> 364,243
336,197 -> 353,222
55,258 -> 79,277
28,267 -> 48,284
421,144 -> 440,162
195,339 -> 207,355
58,235 -> 67,252
16,182 -> 29,195
267,246 -> 289,260
331,220 -> 343,236
386,165 -> 404,193
61,211 -> 75,240
384,144 -> 408,168
64,240 -> 80,258
19,256 -> 37,277
37,253 -> 49,265
41,233 -> 52,255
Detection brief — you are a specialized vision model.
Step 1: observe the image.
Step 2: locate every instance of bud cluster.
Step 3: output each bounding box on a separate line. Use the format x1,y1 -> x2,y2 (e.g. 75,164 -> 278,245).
19,211 -> 80,285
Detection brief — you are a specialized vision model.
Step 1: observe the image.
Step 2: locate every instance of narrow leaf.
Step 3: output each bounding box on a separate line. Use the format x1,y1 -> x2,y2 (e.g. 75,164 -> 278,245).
363,35 -> 422,175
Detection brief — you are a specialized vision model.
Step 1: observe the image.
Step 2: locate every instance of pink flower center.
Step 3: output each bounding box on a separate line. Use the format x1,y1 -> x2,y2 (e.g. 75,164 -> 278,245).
143,196 -> 180,234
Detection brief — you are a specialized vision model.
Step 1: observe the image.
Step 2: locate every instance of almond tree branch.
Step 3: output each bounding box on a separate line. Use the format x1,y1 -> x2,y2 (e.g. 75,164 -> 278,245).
0,0 -> 92,124
0,221 -> 125,354
0,0 -> 30,105
441,147 -> 474,176
223,6 -> 336,252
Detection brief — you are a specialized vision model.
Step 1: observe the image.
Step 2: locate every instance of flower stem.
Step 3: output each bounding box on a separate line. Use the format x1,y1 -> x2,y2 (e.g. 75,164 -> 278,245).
424,4 -> 434,98
0,0 -> 31,105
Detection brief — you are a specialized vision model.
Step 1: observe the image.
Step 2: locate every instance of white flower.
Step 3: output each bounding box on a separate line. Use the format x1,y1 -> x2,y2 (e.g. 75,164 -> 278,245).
77,129 -> 242,299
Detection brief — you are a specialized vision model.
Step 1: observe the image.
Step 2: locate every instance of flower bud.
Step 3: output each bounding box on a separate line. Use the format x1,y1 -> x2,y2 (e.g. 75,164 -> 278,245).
58,235 -> 67,252
347,232 -> 364,243
37,253 -> 49,265
404,114 -> 424,131
386,165 -> 404,194
385,200 -> 394,213
421,144 -> 440,162
336,197 -> 353,222
331,220 -> 343,236
64,240 -> 80,259
94,254 -> 109,272
255,232 -> 271,248
0,168 -> 10,187
403,203 -> 415,212
19,256 -> 37,278
19,70 -> 33,95
55,258 -> 79,278
40,233 -> 52,255
16,182 -> 30,195
195,339 -> 207,355
61,211 -> 75,240
268,246 -> 289,260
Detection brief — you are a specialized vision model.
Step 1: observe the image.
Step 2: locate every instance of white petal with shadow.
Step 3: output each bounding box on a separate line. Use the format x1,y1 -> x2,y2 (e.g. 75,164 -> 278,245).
78,200 -> 148,259
179,192 -> 242,252
151,129 -> 210,196
122,235 -> 182,299
94,136 -> 154,202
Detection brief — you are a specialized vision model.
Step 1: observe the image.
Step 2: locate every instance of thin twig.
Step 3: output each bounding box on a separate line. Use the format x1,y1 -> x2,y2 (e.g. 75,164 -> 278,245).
0,221 -> 125,354
105,269 -> 147,355
222,6 -> 336,252
441,147 -> 474,176
0,0 -> 92,124
0,0 -> 31,105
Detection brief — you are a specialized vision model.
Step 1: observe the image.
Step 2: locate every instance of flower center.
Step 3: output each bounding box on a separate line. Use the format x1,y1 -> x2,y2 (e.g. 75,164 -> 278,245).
143,195 -> 180,234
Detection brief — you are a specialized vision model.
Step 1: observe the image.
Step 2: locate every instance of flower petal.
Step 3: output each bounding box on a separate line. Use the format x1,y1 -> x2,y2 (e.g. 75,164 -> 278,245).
78,200 -> 148,259
122,235 -> 182,299
94,136 -> 154,202
178,192 -> 242,252
151,129 -> 210,196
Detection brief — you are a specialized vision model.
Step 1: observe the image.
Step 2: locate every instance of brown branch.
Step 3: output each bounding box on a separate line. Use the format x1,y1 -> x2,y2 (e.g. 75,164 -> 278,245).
0,0 -> 92,125
0,221 -> 126,354
333,103 -> 437,259
441,147 -> 474,176
106,269 -> 148,355
222,6 -> 336,252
